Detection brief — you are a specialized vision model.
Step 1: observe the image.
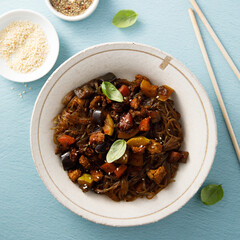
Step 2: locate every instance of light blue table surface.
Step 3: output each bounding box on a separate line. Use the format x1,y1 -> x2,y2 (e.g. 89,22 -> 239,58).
1,0 -> 240,239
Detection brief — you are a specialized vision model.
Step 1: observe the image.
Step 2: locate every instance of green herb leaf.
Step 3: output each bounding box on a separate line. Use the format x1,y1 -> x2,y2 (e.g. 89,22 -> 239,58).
101,81 -> 123,102
112,10 -> 138,28
106,139 -> 127,163
201,184 -> 224,205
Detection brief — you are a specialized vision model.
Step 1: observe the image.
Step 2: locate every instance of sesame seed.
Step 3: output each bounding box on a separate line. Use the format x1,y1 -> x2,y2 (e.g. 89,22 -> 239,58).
29,87 -> 32,90
22,91 -> 26,94
10,87 -> 14,90
24,84 -> 27,87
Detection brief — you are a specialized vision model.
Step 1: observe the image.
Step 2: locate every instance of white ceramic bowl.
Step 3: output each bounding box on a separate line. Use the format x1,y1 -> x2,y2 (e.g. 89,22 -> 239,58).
30,42 -> 217,226
45,0 -> 99,21
0,9 -> 59,82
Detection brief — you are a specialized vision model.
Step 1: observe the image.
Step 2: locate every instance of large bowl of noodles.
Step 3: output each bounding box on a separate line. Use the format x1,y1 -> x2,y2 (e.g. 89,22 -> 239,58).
30,42 -> 217,226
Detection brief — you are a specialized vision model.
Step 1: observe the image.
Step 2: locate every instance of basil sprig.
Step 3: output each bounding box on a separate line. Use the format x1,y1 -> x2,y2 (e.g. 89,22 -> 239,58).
106,139 -> 127,163
112,10 -> 138,28
201,184 -> 224,205
101,81 -> 123,102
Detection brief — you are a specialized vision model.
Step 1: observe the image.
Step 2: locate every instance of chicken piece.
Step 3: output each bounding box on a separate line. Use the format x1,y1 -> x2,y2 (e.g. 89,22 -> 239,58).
90,170 -> 104,182
147,166 -> 167,185
147,140 -> 163,154
79,155 -> 91,169
68,169 -> 82,182
89,132 -> 105,145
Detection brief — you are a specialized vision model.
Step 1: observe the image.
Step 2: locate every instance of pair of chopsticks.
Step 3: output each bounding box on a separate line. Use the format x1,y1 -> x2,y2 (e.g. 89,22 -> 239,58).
188,0 -> 240,162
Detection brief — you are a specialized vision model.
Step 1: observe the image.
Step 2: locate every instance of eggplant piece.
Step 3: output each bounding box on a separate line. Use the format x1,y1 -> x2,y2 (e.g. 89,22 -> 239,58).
92,109 -> 104,125
95,142 -> 111,153
74,85 -> 94,99
97,72 -> 116,83
61,151 -> 76,170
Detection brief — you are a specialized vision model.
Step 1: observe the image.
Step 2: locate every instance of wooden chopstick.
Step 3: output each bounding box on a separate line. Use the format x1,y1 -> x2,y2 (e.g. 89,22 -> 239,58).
188,8 -> 240,162
190,0 -> 240,81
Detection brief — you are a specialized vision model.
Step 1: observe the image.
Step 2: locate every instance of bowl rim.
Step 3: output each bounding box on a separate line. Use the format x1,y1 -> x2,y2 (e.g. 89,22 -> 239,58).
30,42 -> 218,227
0,9 -> 59,82
45,0 -> 99,21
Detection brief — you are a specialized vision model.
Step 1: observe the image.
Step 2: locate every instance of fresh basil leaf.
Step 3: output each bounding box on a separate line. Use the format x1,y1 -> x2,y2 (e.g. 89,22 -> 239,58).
106,139 -> 127,163
201,184 -> 224,205
112,10 -> 138,28
101,81 -> 123,102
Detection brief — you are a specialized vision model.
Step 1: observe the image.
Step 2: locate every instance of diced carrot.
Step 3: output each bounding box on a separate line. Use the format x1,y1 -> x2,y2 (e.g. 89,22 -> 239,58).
130,98 -> 139,109
118,85 -> 130,97
100,162 -> 116,174
57,135 -> 75,147
139,117 -> 151,131
140,80 -> 158,97
114,165 -> 127,179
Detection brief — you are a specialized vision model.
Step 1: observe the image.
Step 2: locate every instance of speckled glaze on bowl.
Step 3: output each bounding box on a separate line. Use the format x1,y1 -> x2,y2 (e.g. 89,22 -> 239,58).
30,42 -> 217,227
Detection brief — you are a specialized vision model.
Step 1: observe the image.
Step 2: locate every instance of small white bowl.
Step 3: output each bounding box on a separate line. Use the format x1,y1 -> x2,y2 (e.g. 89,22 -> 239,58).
31,42 -> 217,226
45,0 -> 99,21
0,9 -> 59,82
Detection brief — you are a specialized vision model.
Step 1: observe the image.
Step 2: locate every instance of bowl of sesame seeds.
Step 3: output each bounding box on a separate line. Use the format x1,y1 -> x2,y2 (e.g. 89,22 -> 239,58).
0,9 -> 59,82
46,0 -> 99,22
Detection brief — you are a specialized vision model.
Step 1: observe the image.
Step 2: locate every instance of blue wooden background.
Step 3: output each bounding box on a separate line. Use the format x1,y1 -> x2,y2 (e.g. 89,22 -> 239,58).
1,0 -> 240,239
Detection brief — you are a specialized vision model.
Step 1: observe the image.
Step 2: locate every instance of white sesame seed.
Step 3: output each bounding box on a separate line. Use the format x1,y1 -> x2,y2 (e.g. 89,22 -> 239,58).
10,87 -> 14,90
29,87 -> 32,90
